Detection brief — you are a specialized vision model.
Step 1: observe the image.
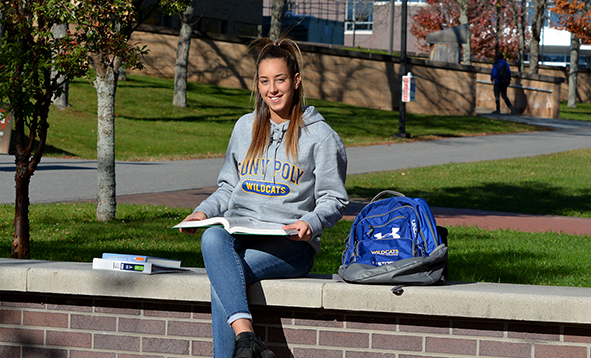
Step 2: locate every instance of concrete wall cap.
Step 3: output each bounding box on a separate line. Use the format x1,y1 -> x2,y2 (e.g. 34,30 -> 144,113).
2,258 -> 590,325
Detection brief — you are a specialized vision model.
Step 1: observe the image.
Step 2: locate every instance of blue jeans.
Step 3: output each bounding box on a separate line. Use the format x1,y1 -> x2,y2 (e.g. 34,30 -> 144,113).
201,227 -> 316,358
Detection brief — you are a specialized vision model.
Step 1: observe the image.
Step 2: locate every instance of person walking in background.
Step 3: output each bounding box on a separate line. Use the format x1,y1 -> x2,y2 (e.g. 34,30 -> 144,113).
491,52 -> 515,115
179,37 -> 348,358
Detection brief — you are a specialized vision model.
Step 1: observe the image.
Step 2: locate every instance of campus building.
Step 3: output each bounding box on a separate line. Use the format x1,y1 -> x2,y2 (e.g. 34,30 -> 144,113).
142,0 -> 262,38
261,0 -> 427,54
262,0 -> 589,68
149,0 -> 588,68
531,27 -> 590,69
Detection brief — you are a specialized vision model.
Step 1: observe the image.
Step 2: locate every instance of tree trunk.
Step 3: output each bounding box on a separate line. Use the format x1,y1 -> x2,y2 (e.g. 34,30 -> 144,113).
568,33 -> 580,109
12,99 -> 50,259
0,10 -> 5,45
173,5 -> 194,108
459,0 -> 471,65
517,5 -> 526,73
13,166 -> 31,259
118,67 -> 127,81
51,23 -> 69,110
529,0 -> 546,74
95,69 -> 118,222
11,30 -> 51,259
494,2 -> 501,55
11,51 -> 33,259
508,0 -> 526,73
114,21 -> 127,82
269,0 -> 287,41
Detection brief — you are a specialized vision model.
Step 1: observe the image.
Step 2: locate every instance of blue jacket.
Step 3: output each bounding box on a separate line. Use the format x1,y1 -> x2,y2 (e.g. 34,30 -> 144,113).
491,59 -> 511,84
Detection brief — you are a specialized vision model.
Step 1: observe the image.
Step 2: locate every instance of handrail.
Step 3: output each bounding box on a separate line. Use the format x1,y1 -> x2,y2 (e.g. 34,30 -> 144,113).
477,80 -> 554,93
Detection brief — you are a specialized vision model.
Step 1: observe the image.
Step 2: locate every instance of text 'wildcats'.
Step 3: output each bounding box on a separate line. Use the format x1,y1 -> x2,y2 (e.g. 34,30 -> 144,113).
371,249 -> 400,256
242,180 -> 290,197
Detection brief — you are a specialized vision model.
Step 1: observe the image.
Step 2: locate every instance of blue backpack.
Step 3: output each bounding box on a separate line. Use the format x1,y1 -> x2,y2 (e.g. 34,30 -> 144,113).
338,191 -> 448,291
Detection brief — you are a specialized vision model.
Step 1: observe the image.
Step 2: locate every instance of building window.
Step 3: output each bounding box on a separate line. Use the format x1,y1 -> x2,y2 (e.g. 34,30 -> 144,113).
346,0 -> 374,32
200,18 -> 227,35
234,22 -> 258,37
391,0 -> 428,3
524,53 -> 589,69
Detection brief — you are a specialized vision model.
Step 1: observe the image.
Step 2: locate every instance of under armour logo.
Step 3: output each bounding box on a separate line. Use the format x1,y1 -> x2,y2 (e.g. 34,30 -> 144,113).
374,228 -> 401,240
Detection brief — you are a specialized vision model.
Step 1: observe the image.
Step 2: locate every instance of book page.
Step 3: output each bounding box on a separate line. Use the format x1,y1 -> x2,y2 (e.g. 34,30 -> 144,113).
173,216 -> 297,236
172,217 -> 229,229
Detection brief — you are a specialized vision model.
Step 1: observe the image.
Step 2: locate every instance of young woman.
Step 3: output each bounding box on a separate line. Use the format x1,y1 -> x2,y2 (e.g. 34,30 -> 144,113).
180,38 -> 349,358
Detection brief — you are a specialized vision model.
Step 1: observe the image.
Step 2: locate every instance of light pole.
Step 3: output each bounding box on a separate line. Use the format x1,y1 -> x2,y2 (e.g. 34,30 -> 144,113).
395,0 -> 410,138
389,0 -> 395,56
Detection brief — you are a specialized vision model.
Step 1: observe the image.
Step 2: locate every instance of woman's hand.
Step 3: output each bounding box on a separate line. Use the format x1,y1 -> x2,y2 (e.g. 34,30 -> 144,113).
283,221 -> 312,241
179,211 -> 208,235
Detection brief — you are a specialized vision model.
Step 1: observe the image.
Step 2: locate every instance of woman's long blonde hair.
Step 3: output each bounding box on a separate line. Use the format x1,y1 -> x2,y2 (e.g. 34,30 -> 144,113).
245,37 -> 306,163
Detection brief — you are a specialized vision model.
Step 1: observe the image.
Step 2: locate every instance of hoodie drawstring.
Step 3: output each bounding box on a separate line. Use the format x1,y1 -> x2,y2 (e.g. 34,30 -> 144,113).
264,126 -> 287,184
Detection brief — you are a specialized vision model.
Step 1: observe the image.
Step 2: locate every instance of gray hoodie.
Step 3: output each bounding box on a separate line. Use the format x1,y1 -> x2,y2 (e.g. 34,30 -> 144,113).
194,106 -> 349,253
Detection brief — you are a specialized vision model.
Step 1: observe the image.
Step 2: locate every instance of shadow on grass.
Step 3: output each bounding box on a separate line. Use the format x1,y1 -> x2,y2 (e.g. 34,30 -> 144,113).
0,203 -> 205,267
41,143 -> 78,157
72,76 -> 252,124
447,228 -> 586,286
25,227 -> 206,268
348,181 -> 591,217
449,247 -> 574,285
4,131 -> 78,158
119,112 -> 245,124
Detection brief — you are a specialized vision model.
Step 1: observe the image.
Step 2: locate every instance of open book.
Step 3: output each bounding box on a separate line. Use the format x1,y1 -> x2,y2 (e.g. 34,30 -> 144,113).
172,216 -> 298,236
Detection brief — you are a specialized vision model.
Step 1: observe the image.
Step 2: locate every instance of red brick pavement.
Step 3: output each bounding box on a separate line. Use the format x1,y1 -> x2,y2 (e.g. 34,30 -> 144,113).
114,188 -> 591,236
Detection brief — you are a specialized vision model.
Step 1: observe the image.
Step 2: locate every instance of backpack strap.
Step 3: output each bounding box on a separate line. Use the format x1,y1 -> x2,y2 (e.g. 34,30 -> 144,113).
369,190 -> 405,203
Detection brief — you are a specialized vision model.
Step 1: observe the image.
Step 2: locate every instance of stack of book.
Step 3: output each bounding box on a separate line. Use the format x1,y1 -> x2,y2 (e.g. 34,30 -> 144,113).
92,253 -> 189,274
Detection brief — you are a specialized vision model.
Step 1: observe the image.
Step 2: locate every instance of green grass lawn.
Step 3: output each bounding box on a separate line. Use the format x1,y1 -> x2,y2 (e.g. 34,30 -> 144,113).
3,75 -> 591,287
42,74 -> 537,160
560,101 -> 591,122
346,148 -> 591,218
2,147 -> 590,286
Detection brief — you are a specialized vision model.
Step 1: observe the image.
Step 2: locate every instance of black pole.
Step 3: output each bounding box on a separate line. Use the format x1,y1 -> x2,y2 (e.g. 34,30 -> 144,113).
389,0 -> 395,56
395,0 -> 409,138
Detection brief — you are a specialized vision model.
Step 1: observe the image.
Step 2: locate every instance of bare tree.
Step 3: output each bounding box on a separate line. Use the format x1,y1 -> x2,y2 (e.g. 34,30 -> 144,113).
507,0 -> 528,72
173,5 -> 195,108
529,0 -> 547,74
568,33 -> 580,108
458,0 -> 472,65
269,0 -> 287,41
88,0 -> 190,222
51,23 -> 69,110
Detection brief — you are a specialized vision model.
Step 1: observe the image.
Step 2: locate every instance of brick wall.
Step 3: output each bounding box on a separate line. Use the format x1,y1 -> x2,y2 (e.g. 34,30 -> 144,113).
2,291 -> 591,358
543,66 -> 591,104
0,292 -> 213,358
130,26 -> 566,118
